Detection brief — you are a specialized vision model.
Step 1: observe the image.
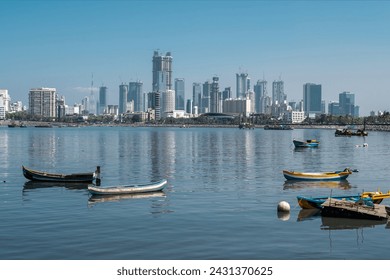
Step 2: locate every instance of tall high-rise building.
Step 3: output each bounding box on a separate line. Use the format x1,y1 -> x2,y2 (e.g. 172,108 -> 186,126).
236,73 -> 250,98
161,89 -> 175,117
339,91 -> 358,117
119,83 -> 128,114
152,51 -> 172,92
192,83 -> 202,108
202,81 -> 212,113
272,80 -> 285,105
222,87 -> 231,101
174,78 -> 185,110
254,80 -> 267,114
303,83 -> 322,116
210,76 -> 221,113
28,87 -> 57,118
151,51 -> 172,119
0,89 -> 10,112
98,86 -> 107,115
328,101 -> 340,115
128,81 -> 143,112
148,91 -> 161,120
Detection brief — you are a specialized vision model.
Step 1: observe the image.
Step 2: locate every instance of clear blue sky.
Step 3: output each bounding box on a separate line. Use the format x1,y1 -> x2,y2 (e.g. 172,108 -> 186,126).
1,0 -> 389,116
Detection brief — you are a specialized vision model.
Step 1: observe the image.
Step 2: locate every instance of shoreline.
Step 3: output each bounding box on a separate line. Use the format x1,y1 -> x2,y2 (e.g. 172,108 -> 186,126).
2,120 -> 390,131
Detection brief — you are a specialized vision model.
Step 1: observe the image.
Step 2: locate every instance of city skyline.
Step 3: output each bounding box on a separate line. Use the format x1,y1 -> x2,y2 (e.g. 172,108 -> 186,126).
1,1 -> 390,116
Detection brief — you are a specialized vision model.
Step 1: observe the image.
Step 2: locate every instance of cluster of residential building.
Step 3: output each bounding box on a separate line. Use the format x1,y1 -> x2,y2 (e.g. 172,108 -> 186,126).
1,50 -> 364,123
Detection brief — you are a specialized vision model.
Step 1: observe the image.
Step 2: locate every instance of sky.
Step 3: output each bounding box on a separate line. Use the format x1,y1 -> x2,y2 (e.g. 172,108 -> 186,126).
1,0 -> 390,116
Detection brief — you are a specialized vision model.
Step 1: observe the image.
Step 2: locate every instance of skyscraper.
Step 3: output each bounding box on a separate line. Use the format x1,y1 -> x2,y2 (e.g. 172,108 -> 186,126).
129,81 -> 143,112
174,78 -> 185,110
272,80 -> 285,105
119,83 -> 128,114
236,73 -> 250,98
303,83 -> 322,116
0,89 -> 10,113
210,76 -> 221,113
192,83 -> 202,108
161,89 -> 175,117
151,50 -> 172,119
152,51 -> 172,92
28,87 -> 57,117
339,91 -> 357,117
99,86 -> 107,115
202,81 -> 212,113
254,79 -> 267,113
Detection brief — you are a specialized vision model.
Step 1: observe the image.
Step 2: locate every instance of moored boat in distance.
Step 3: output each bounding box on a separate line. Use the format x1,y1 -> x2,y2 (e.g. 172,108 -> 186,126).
22,165 -> 98,183
293,139 -> 319,148
87,179 -> 168,195
283,168 -> 353,181
238,122 -> 254,129
335,128 -> 368,137
264,124 -> 293,130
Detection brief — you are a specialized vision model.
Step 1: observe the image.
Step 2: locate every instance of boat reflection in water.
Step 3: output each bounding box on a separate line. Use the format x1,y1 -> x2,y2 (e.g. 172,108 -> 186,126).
88,191 -> 166,207
283,180 -> 352,190
321,216 -> 387,230
23,181 -> 89,190
297,209 -> 321,222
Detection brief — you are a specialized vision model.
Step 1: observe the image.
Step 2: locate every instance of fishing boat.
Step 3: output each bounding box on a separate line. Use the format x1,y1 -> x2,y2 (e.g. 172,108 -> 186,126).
282,168 -> 353,181
335,128 -> 368,137
22,165 -> 98,183
321,198 -> 390,220
297,190 -> 390,209
87,179 -> 168,195
293,139 -> 319,148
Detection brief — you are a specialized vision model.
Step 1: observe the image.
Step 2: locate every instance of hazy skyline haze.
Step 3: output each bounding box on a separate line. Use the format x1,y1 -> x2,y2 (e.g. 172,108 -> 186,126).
1,0 -> 389,116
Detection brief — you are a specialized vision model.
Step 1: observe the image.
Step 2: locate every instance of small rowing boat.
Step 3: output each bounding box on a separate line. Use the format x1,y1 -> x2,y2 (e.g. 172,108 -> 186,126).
293,139 -> 319,148
283,168 -> 352,181
88,179 -> 168,195
22,165 -> 98,183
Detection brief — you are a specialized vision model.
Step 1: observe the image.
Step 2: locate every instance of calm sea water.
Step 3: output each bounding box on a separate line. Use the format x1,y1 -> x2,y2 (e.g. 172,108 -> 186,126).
1,125 -> 390,260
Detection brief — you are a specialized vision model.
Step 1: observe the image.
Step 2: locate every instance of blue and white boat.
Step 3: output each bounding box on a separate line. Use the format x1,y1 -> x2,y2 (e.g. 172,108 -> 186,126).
293,139 -> 319,148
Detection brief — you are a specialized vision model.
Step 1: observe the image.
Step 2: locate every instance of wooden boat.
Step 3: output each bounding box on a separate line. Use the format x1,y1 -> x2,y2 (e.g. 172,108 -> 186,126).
321,198 -> 390,220
238,122 -> 254,129
335,128 -> 368,137
297,191 -> 390,209
282,168 -> 352,181
87,179 -> 167,195
293,139 -> 319,148
22,165 -> 98,182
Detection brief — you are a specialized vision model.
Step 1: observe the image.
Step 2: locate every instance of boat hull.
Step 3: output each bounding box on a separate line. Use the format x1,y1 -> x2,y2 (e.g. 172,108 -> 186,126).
283,170 -> 351,181
293,140 -> 319,148
321,198 -> 389,220
88,179 -> 167,195
22,166 -> 95,182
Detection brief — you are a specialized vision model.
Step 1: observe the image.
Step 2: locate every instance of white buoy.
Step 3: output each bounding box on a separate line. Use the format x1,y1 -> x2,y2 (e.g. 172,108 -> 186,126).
277,201 -> 290,212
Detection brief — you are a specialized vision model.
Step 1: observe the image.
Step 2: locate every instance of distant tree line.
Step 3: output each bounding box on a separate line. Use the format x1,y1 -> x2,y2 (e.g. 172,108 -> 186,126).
6,111 -> 390,126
